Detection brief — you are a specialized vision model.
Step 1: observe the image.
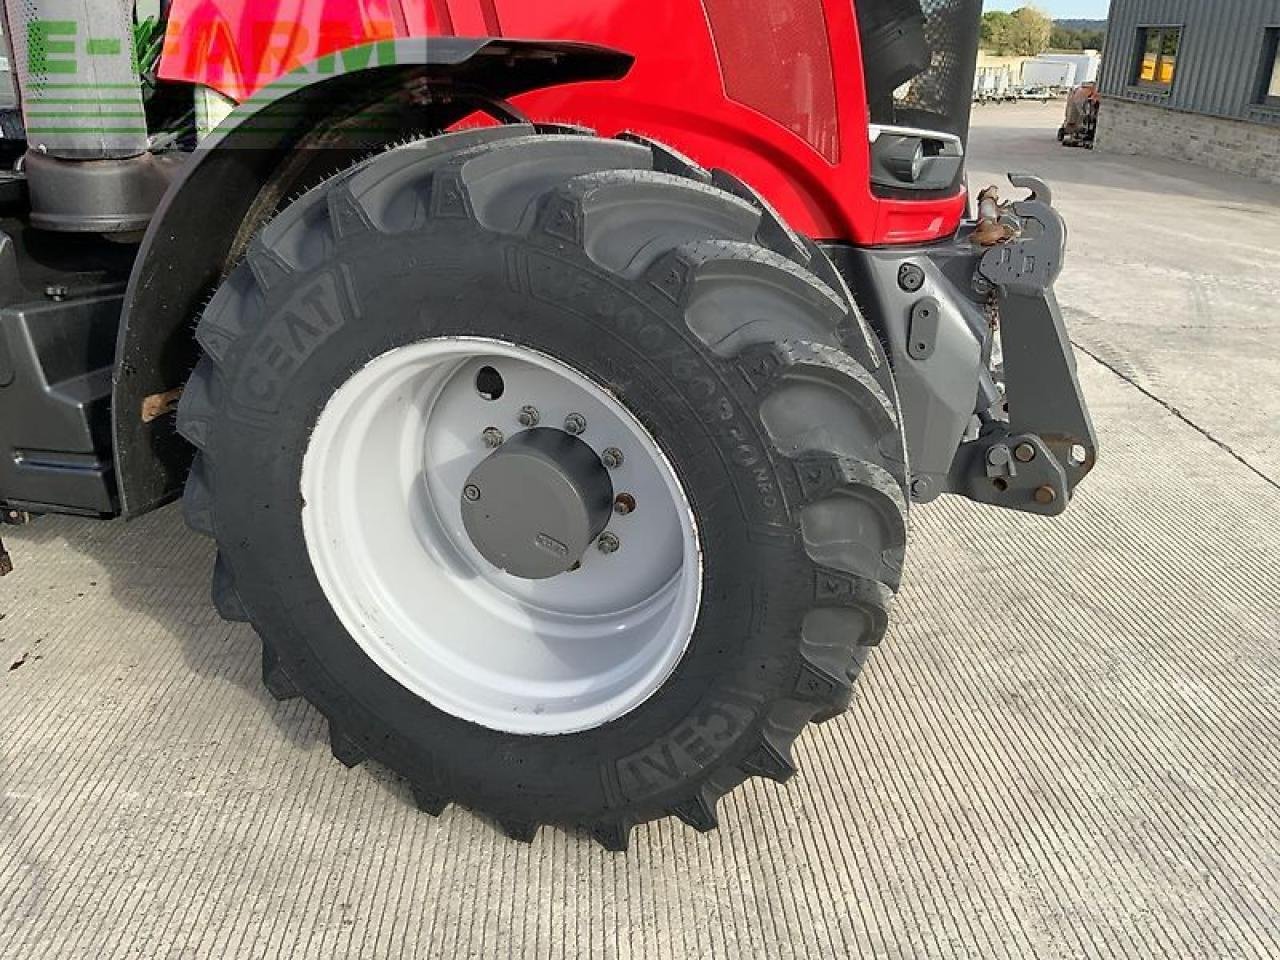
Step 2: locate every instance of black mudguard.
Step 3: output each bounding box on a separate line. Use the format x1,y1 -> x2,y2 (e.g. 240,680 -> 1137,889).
113,38 -> 633,517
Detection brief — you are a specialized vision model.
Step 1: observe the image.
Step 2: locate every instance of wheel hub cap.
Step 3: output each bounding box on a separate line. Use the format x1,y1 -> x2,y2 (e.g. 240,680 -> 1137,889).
299,337 -> 702,735
461,428 -> 614,579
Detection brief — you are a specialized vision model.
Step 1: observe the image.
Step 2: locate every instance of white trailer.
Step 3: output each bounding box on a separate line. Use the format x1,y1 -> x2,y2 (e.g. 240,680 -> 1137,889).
1021,59 -> 1078,91
1038,52 -> 1103,85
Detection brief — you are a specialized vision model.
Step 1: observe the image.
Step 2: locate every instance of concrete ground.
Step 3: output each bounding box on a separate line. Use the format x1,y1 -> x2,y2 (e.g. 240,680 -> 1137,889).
2,102 -> 1278,959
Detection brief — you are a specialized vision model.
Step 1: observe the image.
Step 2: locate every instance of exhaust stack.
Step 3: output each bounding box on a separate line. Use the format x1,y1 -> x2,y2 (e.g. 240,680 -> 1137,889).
3,0 -> 173,232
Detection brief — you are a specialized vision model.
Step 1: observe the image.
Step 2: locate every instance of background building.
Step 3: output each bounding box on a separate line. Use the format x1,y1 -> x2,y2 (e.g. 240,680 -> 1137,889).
1097,0 -> 1280,183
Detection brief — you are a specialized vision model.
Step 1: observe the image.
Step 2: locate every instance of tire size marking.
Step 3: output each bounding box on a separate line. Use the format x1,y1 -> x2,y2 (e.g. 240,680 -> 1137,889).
512,247 -> 789,527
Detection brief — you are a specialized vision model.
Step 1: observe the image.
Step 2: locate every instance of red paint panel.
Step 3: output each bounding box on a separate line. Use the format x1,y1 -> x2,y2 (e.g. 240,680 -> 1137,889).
479,0 -> 502,35
428,0 -> 455,35
700,0 -> 838,163
159,0 -> 968,246
159,0 -> 421,100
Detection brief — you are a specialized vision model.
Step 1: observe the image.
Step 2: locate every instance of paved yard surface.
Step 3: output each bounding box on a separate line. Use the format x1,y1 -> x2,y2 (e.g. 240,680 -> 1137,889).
2,102 -> 1278,959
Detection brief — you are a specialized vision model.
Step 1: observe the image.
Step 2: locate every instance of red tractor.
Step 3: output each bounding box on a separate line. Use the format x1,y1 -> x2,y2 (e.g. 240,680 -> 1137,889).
0,0 -> 1095,848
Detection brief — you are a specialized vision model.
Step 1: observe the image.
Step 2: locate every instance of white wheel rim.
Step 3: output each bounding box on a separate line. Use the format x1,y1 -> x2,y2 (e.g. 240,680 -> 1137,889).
300,337 -> 702,735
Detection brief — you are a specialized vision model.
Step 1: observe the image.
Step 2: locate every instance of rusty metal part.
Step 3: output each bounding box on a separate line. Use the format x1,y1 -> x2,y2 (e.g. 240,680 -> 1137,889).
972,186 -> 1021,247
141,387 -> 184,424
614,493 -> 636,516
1014,442 -> 1037,463
1034,485 -> 1058,505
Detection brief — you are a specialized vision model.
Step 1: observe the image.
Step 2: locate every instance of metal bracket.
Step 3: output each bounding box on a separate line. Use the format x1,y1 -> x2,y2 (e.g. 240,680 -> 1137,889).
951,173 -> 1098,516
978,174 -> 1065,295
951,432 -> 1070,517
907,297 -> 940,360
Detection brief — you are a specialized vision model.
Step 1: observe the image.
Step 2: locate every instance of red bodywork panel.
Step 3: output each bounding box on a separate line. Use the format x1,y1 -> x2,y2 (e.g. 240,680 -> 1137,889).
159,0 -> 966,245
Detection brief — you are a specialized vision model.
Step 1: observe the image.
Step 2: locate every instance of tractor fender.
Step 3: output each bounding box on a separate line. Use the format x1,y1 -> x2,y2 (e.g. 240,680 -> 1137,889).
113,37 -> 633,517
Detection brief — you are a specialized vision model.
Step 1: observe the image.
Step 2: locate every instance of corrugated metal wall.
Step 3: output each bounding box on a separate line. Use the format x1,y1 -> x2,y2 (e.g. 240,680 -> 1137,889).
1099,0 -> 1280,125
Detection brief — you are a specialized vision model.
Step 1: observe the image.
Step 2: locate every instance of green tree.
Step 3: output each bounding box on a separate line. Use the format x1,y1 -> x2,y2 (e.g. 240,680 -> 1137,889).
1050,26 -> 1082,50
1079,28 -> 1106,50
1006,6 -> 1053,57
1049,24 -> 1107,51
981,10 -> 1015,52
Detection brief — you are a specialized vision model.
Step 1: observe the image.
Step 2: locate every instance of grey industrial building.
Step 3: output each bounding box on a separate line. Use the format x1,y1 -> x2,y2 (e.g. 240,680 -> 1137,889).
1096,0 -> 1280,183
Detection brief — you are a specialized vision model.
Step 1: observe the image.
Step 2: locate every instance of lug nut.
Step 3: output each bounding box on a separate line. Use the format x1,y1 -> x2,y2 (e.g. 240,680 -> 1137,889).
1034,485 -> 1057,505
463,484 -> 482,502
482,427 -> 505,448
1014,442 -> 1037,463
614,493 -> 637,516
518,405 -> 540,428
597,532 -> 621,554
601,447 -> 624,469
564,413 -> 587,436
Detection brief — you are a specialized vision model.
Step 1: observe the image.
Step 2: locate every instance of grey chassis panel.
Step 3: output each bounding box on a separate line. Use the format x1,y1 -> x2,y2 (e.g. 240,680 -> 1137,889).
112,37 -> 633,518
827,241 -> 990,501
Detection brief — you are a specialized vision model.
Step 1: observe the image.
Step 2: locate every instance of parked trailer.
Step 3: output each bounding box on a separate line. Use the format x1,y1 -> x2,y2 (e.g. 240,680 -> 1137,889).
1021,59 -> 1079,91
974,66 -> 1016,102
1039,52 -> 1103,85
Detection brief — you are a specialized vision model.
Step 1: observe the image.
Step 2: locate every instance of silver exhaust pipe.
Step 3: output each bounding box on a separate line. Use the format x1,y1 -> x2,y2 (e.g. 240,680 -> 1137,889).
2,0 -> 175,232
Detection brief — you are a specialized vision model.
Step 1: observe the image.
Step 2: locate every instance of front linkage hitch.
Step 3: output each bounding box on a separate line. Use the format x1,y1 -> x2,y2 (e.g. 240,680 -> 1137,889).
950,174 -> 1098,516
827,173 -> 1097,518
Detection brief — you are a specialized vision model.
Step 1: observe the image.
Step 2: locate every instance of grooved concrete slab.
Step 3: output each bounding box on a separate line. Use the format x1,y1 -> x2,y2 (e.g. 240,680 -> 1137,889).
2,103 -> 1279,959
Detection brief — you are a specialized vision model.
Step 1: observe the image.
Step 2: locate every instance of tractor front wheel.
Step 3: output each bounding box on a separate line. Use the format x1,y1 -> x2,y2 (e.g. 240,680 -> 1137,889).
178,127 -> 908,848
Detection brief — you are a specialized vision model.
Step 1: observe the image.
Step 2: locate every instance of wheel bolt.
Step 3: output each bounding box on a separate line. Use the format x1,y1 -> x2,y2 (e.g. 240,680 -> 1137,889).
463,484 -> 482,502
1014,442 -> 1037,463
614,493 -> 636,516
564,413 -> 587,436
482,427 -> 505,448
601,447 -> 624,469
518,405 -> 540,428
597,532 -> 621,554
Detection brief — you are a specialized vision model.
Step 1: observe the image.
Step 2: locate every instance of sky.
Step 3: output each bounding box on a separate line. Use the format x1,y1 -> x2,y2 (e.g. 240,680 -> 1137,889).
982,0 -> 1110,17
